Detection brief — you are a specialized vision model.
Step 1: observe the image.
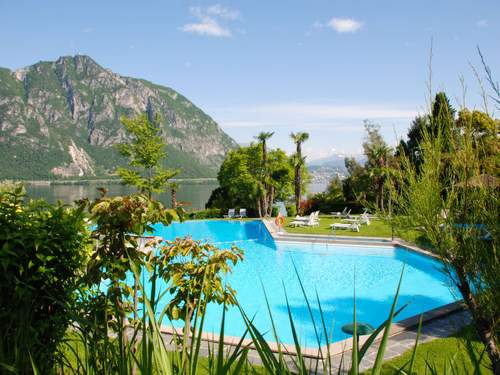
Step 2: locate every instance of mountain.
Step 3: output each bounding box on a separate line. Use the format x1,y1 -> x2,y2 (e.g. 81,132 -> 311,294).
308,154 -> 347,170
308,154 -> 365,169
0,55 -> 238,180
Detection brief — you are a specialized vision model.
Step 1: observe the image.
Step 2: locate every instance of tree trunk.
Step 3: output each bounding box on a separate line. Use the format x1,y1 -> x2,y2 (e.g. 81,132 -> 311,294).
456,268 -> 500,374
295,165 -> 301,214
257,198 -> 262,218
379,180 -> 385,212
171,188 -> 177,209
295,141 -> 303,214
182,304 -> 195,374
261,193 -> 268,217
267,186 -> 275,216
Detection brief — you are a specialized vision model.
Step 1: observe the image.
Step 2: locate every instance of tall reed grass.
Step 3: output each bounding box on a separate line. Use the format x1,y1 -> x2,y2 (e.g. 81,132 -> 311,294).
48,261 -> 490,375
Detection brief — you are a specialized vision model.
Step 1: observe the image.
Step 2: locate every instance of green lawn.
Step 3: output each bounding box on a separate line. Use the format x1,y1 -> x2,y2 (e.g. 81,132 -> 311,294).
283,215 -> 395,237
362,325 -> 492,374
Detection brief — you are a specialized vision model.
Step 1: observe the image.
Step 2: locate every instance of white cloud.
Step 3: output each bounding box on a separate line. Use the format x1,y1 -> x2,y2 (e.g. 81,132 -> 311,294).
180,4 -> 240,38
477,19 -> 488,28
213,102 -> 416,155
82,27 -> 94,33
180,20 -> 231,37
235,102 -> 416,121
205,4 -> 240,20
328,18 -> 363,33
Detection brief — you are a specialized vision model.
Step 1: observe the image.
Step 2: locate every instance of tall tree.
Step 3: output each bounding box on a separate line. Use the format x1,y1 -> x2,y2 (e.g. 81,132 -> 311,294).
362,122 -> 392,210
367,144 -> 392,211
290,132 -> 309,214
115,113 -> 178,199
254,132 -> 274,216
214,144 -> 293,217
396,115 -> 429,168
389,110 -> 500,373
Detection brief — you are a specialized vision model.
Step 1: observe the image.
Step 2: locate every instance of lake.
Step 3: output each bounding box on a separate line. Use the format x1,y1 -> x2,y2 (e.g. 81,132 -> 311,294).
25,181 -> 219,211
24,181 -> 328,211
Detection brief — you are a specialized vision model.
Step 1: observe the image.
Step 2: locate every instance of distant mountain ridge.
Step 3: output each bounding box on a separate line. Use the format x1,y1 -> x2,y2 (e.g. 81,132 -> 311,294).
0,55 -> 238,179
307,154 -> 365,170
308,154 -> 347,169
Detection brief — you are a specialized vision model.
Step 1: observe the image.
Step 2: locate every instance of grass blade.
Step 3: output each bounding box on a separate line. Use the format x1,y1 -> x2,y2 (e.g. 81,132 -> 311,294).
407,314 -> 423,374
283,282 -> 307,374
371,265 -> 405,375
351,272 -> 358,375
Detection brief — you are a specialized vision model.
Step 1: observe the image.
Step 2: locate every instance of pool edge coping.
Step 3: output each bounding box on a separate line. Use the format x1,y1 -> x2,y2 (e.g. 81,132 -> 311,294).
157,301 -> 464,359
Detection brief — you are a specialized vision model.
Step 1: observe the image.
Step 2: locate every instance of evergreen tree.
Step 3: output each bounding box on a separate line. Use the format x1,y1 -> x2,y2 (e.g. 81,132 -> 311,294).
390,109 -> 500,373
115,113 -> 178,198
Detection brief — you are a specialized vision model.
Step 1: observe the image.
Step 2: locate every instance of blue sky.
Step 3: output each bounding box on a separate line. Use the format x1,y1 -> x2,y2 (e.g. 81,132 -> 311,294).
1,0 -> 499,159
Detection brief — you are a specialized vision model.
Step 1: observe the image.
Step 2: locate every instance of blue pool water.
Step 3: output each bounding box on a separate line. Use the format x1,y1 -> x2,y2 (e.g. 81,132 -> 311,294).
147,220 -> 456,346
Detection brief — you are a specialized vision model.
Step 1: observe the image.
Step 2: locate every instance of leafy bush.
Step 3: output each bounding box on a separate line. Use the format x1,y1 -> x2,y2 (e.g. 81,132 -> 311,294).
298,198 -> 313,215
308,192 -> 364,214
0,184 -> 90,373
286,204 -> 297,217
206,187 -> 233,210
188,208 -> 222,219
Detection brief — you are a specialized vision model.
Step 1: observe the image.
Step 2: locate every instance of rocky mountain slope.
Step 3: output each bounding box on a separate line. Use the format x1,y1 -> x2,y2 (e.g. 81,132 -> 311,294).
0,55 -> 237,179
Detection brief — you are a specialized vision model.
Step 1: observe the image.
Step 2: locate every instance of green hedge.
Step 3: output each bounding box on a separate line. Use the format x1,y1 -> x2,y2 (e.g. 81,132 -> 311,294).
188,208 -> 222,219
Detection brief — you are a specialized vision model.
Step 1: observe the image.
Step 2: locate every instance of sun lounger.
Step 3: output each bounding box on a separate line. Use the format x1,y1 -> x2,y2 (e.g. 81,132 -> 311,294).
343,213 -> 370,225
332,207 -> 348,217
341,209 -> 352,218
290,214 -> 319,227
330,222 -> 360,232
294,211 -> 319,222
239,208 -> 247,218
224,208 -> 236,219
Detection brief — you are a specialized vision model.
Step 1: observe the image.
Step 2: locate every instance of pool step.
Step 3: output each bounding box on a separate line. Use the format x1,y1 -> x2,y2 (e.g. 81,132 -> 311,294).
274,233 -> 393,246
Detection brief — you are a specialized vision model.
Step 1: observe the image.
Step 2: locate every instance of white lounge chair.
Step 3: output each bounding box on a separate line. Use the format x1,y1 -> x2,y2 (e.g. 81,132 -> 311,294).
330,222 -> 360,232
224,208 -> 236,219
290,214 -> 319,227
343,213 -> 370,225
294,211 -> 319,222
239,208 -> 247,218
332,207 -> 348,217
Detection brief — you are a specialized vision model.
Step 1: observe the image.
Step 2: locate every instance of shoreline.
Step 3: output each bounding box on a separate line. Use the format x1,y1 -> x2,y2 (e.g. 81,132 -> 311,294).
14,178 -> 218,186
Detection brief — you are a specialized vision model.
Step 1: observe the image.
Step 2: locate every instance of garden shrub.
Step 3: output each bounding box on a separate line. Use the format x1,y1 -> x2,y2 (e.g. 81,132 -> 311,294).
307,191 -> 364,215
0,184 -> 90,373
188,208 -> 222,219
286,204 -> 297,217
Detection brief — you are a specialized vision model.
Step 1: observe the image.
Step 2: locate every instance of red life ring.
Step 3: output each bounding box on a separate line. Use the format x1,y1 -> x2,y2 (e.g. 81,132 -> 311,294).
275,215 -> 285,226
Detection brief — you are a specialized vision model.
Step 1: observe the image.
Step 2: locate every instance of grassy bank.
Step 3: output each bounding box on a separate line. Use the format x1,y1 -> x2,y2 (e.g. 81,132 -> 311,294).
283,215 -> 394,237
362,325 -> 492,374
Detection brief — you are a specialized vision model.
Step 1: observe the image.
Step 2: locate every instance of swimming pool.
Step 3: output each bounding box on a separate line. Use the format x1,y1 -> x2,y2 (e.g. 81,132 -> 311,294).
148,220 -> 456,346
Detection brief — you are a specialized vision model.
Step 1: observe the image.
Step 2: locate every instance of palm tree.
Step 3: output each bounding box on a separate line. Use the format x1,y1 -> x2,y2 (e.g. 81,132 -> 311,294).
367,144 -> 392,211
255,132 -> 274,167
290,132 -> 309,214
254,132 -> 274,217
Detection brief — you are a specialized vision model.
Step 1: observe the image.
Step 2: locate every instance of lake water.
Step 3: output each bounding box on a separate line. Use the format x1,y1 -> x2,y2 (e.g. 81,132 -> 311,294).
25,181 -> 218,211
24,181 -> 328,211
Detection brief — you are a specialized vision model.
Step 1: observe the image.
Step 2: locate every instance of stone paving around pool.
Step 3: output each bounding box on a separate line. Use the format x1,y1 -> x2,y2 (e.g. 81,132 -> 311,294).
331,309 -> 472,373
157,308 -> 471,373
